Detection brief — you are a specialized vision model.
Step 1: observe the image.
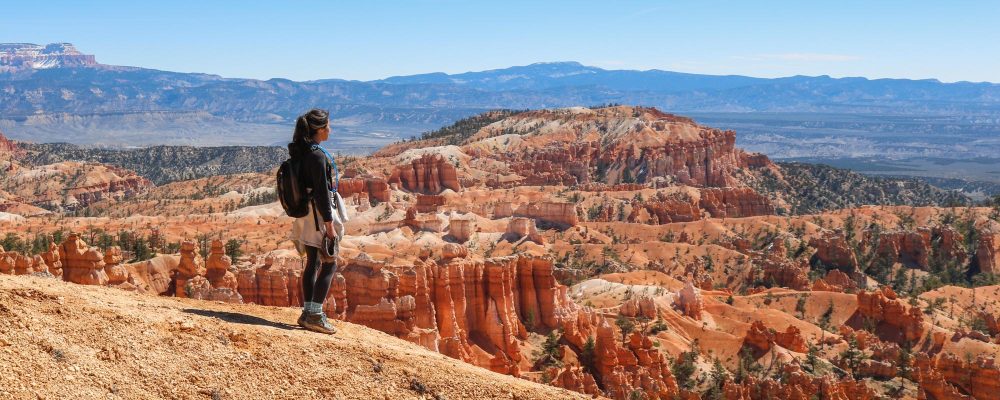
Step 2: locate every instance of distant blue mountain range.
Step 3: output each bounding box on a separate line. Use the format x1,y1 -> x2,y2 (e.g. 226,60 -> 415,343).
1,54 -> 999,154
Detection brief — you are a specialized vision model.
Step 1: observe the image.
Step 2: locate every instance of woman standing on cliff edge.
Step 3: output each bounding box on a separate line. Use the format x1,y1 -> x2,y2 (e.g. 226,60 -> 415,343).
287,109 -> 345,334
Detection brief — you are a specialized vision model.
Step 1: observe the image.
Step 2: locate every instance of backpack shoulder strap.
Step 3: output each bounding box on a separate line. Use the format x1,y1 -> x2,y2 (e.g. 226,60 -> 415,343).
311,144 -> 339,193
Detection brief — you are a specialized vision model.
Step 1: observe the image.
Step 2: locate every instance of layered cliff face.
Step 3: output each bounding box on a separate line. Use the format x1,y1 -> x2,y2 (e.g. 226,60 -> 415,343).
388,153 -> 461,194
617,187 -> 774,224
335,252 -> 567,374
337,176 -> 391,203
236,252 -> 305,307
557,308 -> 681,399
497,201 -> 580,227
0,43 -> 97,72
723,365 -> 876,400
977,232 -> 1000,275
809,230 -> 860,274
856,287 -> 924,343
866,226 -> 961,270
698,187 -> 775,218
468,106 -> 771,188
355,106 -> 779,226
921,353 -> 1000,400
0,130 -> 19,157
0,160 -> 152,211
743,320 -> 808,353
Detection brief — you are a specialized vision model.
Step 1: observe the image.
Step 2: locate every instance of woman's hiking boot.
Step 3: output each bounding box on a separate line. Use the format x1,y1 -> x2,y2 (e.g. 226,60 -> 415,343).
297,310 -> 308,328
302,312 -> 336,334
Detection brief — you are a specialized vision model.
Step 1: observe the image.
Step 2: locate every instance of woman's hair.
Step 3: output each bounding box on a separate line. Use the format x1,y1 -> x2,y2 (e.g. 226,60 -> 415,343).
292,108 -> 330,143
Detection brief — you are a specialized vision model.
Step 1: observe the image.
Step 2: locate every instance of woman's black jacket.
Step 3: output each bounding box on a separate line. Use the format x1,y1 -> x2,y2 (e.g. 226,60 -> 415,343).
288,140 -> 334,223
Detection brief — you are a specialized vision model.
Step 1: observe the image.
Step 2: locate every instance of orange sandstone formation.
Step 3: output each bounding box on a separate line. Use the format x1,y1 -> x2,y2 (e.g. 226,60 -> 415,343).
698,187 -> 774,218
855,287 -> 924,343
808,230 -> 859,274
619,296 -> 656,319
495,201 -> 579,227
723,364 -> 876,400
812,269 -> 857,292
103,246 -> 128,285
389,153 -> 461,194
448,216 -> 475,243
206,240 -> 238,290
554,307 -> 681,399
930,353 -> 1000,399
675,280 -> 703,319
545,366 -> 601,396
331,252 -> 570,377
915,352 -> 1000,400
337,176 -> 391,203
978,232 -> 1000,274
507,217 -> 544,244
236,253 -> 304,307
174,240 -> 204,298
40,243 -> 62,276
58,233 -> 108,285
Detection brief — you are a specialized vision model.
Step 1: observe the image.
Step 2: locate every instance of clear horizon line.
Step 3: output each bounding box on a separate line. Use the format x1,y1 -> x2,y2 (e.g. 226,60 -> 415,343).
79,58 -> 998,86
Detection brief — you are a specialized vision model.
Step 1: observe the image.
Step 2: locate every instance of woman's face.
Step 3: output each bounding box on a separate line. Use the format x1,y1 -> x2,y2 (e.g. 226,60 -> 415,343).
314,124 -> 331,143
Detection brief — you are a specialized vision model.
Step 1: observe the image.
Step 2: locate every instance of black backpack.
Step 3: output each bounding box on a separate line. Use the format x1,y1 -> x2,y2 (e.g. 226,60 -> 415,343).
276,144 -> 339,219
277,156 -> 310,218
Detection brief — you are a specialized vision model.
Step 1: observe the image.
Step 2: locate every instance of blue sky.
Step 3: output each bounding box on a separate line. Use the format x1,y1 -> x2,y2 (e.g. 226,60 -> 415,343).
3,0 -> 998,82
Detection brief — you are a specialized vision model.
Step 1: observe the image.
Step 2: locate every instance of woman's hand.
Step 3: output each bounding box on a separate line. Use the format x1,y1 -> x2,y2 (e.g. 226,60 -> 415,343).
324,221 -> 338,239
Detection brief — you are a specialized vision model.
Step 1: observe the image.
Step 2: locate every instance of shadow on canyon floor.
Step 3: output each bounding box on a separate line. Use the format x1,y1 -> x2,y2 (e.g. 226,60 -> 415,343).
182,308 -> 297,331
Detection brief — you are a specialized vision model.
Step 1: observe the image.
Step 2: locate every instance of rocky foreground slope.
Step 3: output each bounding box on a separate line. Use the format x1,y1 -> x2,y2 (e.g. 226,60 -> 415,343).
0,274 -> 582,399
2,105 -> 999,399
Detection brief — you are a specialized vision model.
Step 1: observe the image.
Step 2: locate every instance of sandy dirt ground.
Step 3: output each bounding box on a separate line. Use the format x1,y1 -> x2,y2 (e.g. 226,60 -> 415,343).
0,274 -> 586,400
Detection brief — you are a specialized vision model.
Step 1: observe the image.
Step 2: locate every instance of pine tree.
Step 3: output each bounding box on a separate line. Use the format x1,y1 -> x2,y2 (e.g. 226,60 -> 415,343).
735,345 -> 761,383
795,295 -> 808,318
535,330 -> 563,368
132,237 -> 153,262
671,349 -> 699,390
839,335 -> 864,375
225,238 -> 244,261
819,300 -> 834,330
705,358 -> 728,399
580,336 -> 597,375
898,343 -> 912,379
615,315 -> 635,342
622,167 -> 635,184
806,343 -> 820,373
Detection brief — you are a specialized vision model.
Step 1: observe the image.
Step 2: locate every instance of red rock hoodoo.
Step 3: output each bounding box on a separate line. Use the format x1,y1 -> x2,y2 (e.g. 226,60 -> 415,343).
389,154 -> 461,194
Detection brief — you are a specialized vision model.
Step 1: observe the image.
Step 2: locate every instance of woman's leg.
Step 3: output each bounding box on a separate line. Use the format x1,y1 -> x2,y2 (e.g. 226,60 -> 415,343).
310,259 -> 337,306
301,246 -> 320,310
300,250 -> 338,334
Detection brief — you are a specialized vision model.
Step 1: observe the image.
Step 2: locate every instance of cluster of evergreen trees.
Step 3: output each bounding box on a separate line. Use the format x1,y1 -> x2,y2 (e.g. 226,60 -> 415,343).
415,109 -> 527,145
1,229 -> 161,262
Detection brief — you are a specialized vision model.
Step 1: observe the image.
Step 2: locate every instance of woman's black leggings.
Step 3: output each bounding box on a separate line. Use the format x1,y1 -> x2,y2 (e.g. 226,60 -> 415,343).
302,245 -> 337,306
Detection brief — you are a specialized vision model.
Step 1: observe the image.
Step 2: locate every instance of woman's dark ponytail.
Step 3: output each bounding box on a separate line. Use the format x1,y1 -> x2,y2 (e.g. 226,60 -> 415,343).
292,108 -> 330,143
